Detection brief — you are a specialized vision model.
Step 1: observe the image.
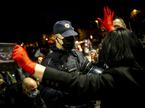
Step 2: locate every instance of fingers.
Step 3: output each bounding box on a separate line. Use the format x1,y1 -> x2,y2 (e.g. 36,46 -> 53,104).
107,6 -> 110,14
13,45 -> 26,53
111,11 -> 114,17
104,6 -> 114,18
14,45 -> 21,49
104,7 -> 107,18
12,45 -> 26,60
12,49 -> 22,60
97,18 -> 103,23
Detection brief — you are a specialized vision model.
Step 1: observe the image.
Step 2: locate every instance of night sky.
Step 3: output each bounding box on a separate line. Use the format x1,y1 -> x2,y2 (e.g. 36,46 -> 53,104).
0,0 -> 145,42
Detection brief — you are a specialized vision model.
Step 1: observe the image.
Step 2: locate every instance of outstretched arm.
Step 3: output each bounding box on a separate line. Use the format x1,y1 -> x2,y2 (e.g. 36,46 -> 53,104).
12,45 -> 46,81
12,45 -> 121,99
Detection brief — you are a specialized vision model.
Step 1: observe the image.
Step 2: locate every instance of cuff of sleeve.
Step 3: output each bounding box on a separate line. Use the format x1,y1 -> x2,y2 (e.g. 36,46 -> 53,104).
33,64 -> 46,82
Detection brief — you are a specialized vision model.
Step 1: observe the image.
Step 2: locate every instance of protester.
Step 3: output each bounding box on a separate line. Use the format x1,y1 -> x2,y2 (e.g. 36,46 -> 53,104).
5,77 -> 47,108
113,17 -> 127,28
12,27 -> 145,108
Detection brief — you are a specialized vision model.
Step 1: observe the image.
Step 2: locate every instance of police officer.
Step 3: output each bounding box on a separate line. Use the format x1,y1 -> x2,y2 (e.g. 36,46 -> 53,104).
40,20 -> 93,108
42,20 -> 91,73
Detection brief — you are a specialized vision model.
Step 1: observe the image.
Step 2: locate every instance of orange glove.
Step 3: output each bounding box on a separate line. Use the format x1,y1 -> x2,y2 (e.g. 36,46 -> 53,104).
12,45 -> 36,75
97,6 -> 115,32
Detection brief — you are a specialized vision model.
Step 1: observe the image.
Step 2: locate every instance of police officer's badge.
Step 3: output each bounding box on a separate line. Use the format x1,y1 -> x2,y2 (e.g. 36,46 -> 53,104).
64,23 -> 70,28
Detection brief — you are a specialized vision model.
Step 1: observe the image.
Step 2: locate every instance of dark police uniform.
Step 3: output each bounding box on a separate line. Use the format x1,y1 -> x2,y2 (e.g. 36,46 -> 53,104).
40,49 -> 93,108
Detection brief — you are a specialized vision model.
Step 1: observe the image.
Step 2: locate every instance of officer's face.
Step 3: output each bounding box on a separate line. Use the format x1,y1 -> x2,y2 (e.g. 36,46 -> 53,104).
62,36 -> 75,51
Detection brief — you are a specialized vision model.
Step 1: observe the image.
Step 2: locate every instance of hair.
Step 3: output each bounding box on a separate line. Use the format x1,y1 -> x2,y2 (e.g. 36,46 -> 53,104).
22,77 -> 37,91
98,28 -> 145,68
113,17 -> 127,28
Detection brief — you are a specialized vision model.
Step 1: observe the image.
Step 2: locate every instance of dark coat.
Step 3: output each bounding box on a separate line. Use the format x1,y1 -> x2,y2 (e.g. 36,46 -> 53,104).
40,49 -> 93,108
42,66 -> 145,108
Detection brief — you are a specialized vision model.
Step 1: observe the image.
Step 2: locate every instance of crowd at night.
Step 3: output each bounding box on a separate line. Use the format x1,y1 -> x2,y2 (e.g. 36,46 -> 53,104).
1,0 -> 145,108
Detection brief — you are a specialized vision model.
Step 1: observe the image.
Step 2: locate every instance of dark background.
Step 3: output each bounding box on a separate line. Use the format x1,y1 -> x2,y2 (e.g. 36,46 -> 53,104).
0,0 -> 145,42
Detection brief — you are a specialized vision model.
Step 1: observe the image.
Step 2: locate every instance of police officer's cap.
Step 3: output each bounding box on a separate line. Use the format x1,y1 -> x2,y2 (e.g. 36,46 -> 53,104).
53,20 -> 78,37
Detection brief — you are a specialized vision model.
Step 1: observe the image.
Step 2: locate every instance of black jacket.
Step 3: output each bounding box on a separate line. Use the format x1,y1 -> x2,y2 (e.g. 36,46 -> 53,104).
42,66 -> 145,108
40,49 -> 93,108
41,49 -> 91,74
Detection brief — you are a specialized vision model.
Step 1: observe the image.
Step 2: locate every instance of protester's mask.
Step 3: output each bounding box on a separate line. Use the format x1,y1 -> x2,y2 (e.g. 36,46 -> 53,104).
27,89 -> 40,98
62,36 -> 75,51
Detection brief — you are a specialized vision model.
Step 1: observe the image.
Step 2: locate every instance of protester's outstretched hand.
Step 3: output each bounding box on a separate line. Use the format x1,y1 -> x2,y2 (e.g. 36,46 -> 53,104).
12,45 -> 36,75
97,6 -> 115,32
